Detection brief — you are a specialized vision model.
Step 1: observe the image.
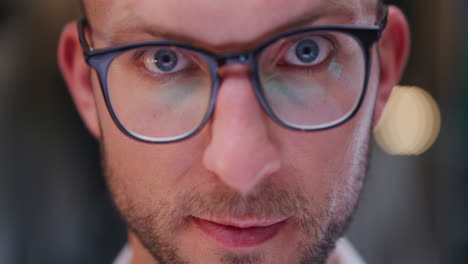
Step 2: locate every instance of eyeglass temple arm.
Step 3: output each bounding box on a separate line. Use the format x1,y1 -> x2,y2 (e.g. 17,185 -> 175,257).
377,4 -> 389,30
77,17 -> 93,61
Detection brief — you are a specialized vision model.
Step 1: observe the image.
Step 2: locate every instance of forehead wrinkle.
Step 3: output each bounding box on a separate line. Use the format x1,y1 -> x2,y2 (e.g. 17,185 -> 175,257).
360,0 -> 380,23
87,0 -> 372,51
85,0 -> 137,45
326,0 -> 374,24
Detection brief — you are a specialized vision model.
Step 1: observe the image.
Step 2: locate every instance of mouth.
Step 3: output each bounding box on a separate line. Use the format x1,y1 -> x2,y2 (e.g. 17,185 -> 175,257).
192,216 -> 288,248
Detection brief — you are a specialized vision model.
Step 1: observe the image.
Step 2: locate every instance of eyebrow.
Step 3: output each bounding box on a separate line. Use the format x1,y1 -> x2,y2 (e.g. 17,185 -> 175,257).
93,0 -> 363,49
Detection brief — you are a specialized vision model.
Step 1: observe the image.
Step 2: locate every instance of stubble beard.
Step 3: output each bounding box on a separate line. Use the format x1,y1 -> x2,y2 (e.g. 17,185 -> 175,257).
100,136 -> 371,264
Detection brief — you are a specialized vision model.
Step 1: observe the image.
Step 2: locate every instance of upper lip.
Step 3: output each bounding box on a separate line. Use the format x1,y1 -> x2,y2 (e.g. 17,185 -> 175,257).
192,216 -> 288,228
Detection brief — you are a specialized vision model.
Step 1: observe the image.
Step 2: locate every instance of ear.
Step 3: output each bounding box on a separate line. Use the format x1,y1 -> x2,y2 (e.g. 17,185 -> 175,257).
373,6 -> 411,126
58,22 -> 101,138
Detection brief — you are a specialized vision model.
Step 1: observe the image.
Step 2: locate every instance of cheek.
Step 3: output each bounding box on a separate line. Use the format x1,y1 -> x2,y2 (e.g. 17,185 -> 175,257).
276,126 -> 353,197
274,90 -> 375,204
91,73 -> 209,207
274,50 -> 379,192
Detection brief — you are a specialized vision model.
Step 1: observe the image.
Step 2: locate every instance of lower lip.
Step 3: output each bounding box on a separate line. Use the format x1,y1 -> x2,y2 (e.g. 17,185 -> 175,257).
193,218 -> 286,248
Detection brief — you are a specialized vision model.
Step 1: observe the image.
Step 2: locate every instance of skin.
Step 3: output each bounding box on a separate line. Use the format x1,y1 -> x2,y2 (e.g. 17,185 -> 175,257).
58,0 -> 410,263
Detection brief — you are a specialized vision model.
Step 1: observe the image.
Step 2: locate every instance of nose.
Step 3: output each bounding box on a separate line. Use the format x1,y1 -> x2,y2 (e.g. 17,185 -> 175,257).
202,65 -> 281,195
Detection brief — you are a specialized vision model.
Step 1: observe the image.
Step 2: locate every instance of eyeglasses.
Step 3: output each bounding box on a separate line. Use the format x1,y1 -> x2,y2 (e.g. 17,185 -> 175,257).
77,6 -> 388,143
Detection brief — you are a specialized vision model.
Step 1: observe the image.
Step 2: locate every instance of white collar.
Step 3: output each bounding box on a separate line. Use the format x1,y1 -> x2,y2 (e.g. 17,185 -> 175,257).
113,243 -> 133,264
113,238 -> 365,264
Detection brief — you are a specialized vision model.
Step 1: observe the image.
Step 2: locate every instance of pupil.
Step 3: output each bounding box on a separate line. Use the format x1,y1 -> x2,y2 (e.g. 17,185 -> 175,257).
295,39 -> 319,63
155,49 -> 178,72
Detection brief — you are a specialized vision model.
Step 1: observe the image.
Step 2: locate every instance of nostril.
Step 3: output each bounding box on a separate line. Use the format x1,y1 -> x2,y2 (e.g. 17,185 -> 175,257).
257,162 -> 281,181
202,68 -> 281,193
203,136 -> 281,194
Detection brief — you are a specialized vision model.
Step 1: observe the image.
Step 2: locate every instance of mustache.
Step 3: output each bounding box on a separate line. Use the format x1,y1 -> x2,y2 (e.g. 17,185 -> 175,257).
171,181 -> 322,234
184,184 -> 304,218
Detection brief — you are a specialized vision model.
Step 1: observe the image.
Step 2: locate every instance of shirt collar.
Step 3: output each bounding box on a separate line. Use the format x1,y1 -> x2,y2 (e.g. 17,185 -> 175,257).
113,238 -> 365,264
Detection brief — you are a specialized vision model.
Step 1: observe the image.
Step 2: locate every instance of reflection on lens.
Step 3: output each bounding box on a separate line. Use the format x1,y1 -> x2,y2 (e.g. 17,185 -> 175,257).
107,46 -> 212,140
259,31 -> 366,129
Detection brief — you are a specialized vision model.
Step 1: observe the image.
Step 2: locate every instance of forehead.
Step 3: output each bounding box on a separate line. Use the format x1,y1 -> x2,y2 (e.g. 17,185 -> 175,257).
85,0 -> 376,49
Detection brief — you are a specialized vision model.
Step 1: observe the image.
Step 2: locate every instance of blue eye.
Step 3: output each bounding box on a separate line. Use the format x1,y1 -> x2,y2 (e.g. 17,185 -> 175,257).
142,48 -> 190,74
284,37 -> 332,66
295,39 -> 319,63
154,49 -> 178,72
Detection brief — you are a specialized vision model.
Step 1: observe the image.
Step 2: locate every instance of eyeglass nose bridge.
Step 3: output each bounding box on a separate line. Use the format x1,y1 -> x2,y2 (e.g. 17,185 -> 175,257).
217,52 -> 253,67
215,53 -> 256,79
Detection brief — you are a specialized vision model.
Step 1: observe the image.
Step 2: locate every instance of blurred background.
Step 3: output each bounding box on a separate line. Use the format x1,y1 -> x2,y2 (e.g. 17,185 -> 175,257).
0,0 -> 466,263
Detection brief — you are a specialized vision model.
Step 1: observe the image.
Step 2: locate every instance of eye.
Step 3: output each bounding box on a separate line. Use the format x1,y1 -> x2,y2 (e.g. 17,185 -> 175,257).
142,48 -> 190,74
283,37 -> 332,66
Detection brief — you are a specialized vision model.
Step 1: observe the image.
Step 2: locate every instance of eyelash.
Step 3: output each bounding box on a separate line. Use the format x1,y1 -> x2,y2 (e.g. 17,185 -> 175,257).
126,33 -> 339,82
276,41 -> 336,79
132,49 -> 187,80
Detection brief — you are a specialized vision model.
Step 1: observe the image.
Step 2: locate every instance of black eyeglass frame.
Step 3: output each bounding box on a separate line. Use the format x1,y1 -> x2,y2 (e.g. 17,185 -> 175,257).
77,6 -> 388,144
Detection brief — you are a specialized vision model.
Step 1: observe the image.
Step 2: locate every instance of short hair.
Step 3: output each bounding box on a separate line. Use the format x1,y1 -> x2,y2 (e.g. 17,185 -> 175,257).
80,0 -> 385,18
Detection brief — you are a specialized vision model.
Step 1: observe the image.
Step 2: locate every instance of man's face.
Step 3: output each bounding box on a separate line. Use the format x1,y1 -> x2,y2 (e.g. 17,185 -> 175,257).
84,0 -> 380,263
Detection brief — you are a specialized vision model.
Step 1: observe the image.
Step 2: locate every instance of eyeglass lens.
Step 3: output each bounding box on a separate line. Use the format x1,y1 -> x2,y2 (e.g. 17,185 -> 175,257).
259,31 -> 365,129
105,31 -> 366,140
107,46 -> 213,140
